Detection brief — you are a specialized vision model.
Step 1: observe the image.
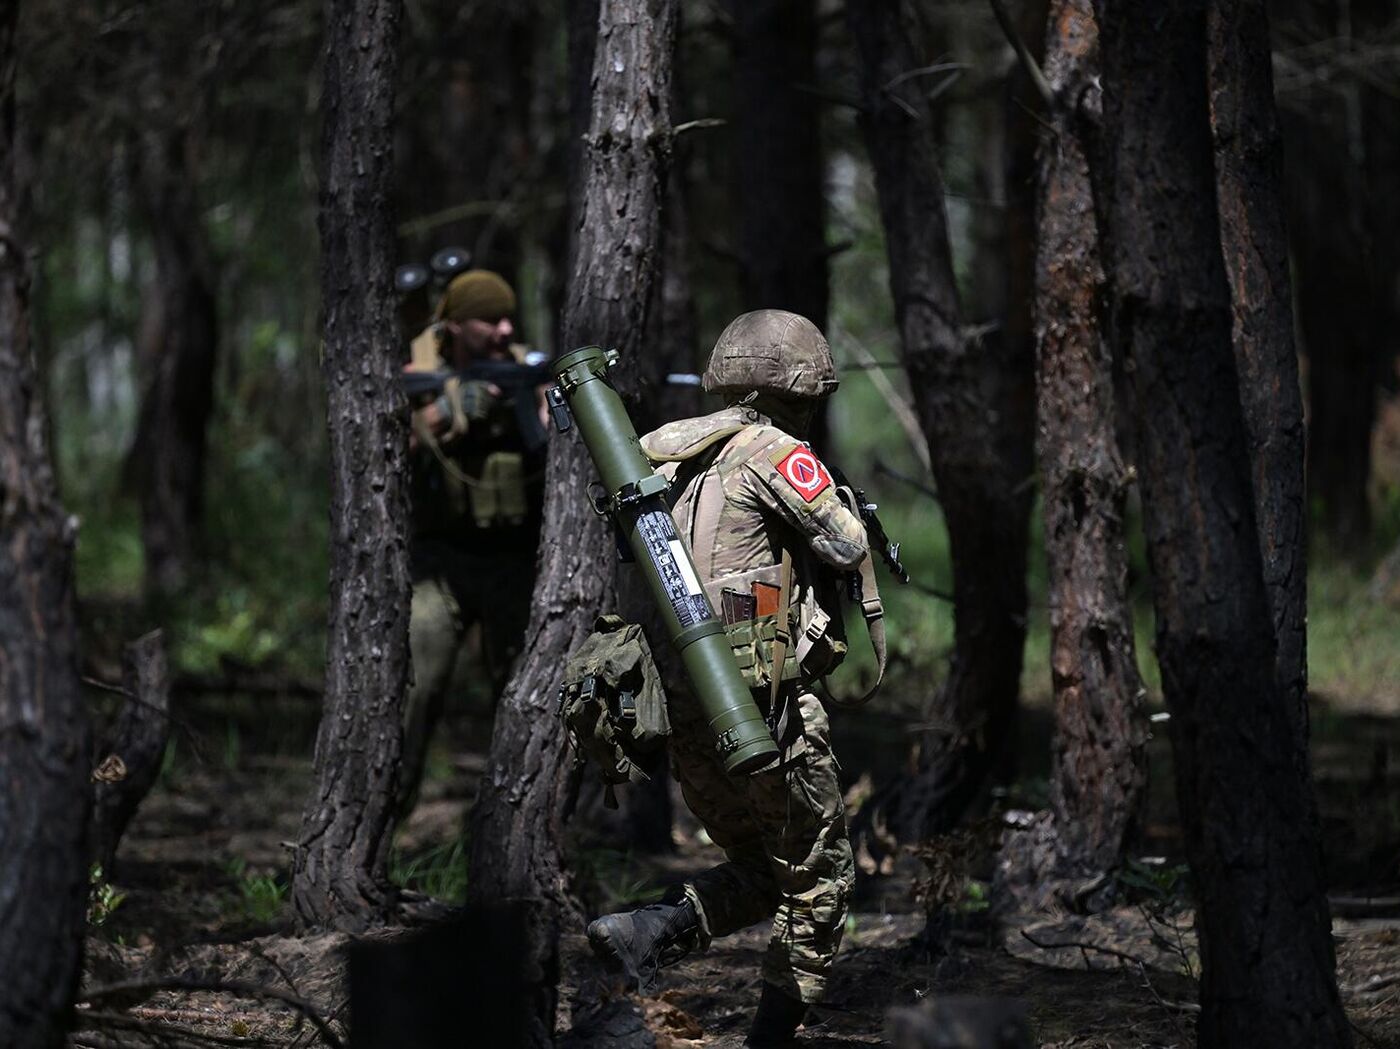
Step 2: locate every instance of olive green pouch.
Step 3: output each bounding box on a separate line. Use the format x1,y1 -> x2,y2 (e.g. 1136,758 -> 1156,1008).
472,451 -> 527,527
557,614 -> 670,806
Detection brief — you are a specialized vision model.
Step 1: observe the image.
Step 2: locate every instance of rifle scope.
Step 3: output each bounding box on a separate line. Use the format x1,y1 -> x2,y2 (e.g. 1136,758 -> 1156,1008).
551,346 -> 779,775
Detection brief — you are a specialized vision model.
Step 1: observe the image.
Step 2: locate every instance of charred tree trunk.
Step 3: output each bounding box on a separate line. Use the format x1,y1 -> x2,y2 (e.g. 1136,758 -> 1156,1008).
1208,0 -> 1308,733
1092,1 -> 1349,1044
291,0 -> 410,932
1001,0 -> 1146,911
0,2 -> 92,1041
128,127 -> 218,600
466,0 -> 676,1041
848,0 -> 1033,842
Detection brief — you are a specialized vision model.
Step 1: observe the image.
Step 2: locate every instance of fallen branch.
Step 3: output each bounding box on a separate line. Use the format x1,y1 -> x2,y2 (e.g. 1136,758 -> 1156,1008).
75,1008 -> 280,1048
80,978 -> 344,1049
1020,927 -> 1148,970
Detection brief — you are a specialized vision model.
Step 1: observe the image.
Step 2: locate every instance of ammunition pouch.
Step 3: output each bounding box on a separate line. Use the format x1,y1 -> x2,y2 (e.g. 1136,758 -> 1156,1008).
470,450 -> 527,527
558,615 -> 670,807
706,563 -> 847,689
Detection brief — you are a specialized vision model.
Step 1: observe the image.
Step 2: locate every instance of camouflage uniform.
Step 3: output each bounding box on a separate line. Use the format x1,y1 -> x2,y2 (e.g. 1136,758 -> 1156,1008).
639,403 -> 867,1004
400,272 -> 544,814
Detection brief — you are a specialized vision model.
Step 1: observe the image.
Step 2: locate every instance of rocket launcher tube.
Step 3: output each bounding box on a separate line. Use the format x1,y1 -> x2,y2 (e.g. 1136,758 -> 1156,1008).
552,346 -> 779,775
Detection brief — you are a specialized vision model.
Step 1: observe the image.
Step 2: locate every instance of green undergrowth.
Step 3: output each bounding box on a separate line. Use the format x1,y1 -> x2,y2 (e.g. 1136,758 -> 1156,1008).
390,839 -> 470,904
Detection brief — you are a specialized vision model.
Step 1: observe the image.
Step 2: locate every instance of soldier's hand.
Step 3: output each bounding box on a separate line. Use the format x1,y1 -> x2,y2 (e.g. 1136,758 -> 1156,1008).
431,378 -> 499,438
456,380 -> 501,420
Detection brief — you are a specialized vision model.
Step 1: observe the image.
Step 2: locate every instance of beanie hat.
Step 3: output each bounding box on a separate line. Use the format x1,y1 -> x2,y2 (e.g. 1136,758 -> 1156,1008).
436,269 -> 517,323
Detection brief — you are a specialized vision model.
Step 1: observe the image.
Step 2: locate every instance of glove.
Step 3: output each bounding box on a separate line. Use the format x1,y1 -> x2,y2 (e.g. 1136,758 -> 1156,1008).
435,378 -> 497,436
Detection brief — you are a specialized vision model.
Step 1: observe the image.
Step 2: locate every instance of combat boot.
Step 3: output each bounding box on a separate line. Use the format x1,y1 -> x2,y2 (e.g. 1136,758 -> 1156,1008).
586,894 -> 700,995
744,982 -> 808,1047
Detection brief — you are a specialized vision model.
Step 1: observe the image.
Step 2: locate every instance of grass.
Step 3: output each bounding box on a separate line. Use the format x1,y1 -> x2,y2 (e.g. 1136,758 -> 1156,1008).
390,839 -> 470,904
222,858 -> 289,925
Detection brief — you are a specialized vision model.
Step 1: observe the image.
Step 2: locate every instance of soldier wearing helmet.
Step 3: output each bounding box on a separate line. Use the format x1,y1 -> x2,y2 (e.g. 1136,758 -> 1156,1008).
586,310 -> 876,1046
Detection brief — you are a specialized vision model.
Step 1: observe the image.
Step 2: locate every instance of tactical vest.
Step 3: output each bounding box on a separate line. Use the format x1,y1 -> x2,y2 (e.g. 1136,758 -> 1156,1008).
643,408 -> 887,703
406,339 -> 539,536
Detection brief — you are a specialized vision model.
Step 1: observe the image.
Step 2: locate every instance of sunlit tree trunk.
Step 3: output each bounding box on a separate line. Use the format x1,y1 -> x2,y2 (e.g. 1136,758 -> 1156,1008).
1001,0 -> 1146,911
1092,0 -> 1349,1043
466,0 -> 676,1040
848,0 -> 1033,842
291,0 -> 410,931
0,3 -> 92,1041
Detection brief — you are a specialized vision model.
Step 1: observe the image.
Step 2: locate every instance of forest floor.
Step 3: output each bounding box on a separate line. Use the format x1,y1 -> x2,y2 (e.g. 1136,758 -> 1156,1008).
71,684 -> 1400,1049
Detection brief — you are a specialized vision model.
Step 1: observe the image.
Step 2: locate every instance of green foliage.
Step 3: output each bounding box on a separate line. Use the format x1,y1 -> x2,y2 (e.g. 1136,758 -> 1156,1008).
223,858 -> 288,925
390,840 -> 470,904
1116,858 -> 1190,902
1308,557 -> 1400,705
572,847 -> 662,913
958,879 -> 990,915
87,864 -> 127,927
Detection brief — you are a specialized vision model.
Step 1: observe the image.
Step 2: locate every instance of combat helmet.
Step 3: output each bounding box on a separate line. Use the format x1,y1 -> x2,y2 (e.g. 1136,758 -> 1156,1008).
702,310 -> 838,400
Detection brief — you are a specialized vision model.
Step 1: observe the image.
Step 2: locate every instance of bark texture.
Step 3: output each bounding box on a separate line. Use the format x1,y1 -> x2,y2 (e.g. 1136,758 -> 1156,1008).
466,0 -> 676,1042
848,0 -> 1033,842
91,630 -> 171,876
291,0 -> 410,932
0,2 -> 92,1040
127,127 -> 218,600
728,0 -> 827,330
1092,1 -> 1349,1044
1003,0 -> 1145,909
1209,0 -> 1308,735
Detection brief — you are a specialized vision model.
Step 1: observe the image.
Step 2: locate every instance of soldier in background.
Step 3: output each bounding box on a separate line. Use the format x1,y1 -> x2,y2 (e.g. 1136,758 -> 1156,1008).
587,310 -> 878,1047
397,269 -> 547,816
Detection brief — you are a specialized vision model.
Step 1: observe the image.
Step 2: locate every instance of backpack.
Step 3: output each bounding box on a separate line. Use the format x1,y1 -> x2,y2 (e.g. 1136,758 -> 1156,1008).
557,615 -> 671,807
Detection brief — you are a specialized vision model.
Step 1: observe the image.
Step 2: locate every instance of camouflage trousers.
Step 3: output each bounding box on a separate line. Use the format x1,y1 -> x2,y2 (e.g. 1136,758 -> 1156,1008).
400,549 -> 531,814
668,686 -> 855,1004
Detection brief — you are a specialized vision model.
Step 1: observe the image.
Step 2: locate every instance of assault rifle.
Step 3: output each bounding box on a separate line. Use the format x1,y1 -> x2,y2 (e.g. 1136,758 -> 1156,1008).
830,464 -> 910,587
401,358 -> 554,452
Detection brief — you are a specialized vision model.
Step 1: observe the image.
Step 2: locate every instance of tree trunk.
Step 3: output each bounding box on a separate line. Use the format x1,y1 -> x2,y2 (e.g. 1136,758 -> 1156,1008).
727,0 -> 831,450
127,127 -> 218,600
1208,0 -> 1308,735
465,0 -> 676,1041
1001,0 -> 1146,911
91,630 -> 171,877
1091,1 -> 1349,1044
728,0 -> 826,329
397,0 -> 537,285
0,2 -> 92,1041
1279,0 -> 1381,549
848,0 -> 1033,842
291,0 -> 410,932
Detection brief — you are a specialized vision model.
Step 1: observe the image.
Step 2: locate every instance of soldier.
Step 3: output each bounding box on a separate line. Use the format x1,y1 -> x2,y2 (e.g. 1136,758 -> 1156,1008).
398,269 -> 547,816
587,310 -> 874,1047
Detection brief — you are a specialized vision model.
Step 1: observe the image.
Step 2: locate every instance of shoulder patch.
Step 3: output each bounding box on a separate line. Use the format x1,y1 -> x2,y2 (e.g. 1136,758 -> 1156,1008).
770,444 -> 833,503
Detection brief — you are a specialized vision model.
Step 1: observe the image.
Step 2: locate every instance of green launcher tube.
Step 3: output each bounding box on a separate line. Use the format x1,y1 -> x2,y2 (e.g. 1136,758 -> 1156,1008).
551,346 -> 778,775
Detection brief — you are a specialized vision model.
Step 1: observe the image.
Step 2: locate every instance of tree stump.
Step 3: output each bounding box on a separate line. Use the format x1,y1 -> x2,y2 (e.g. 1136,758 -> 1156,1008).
91,630 -> 172,875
